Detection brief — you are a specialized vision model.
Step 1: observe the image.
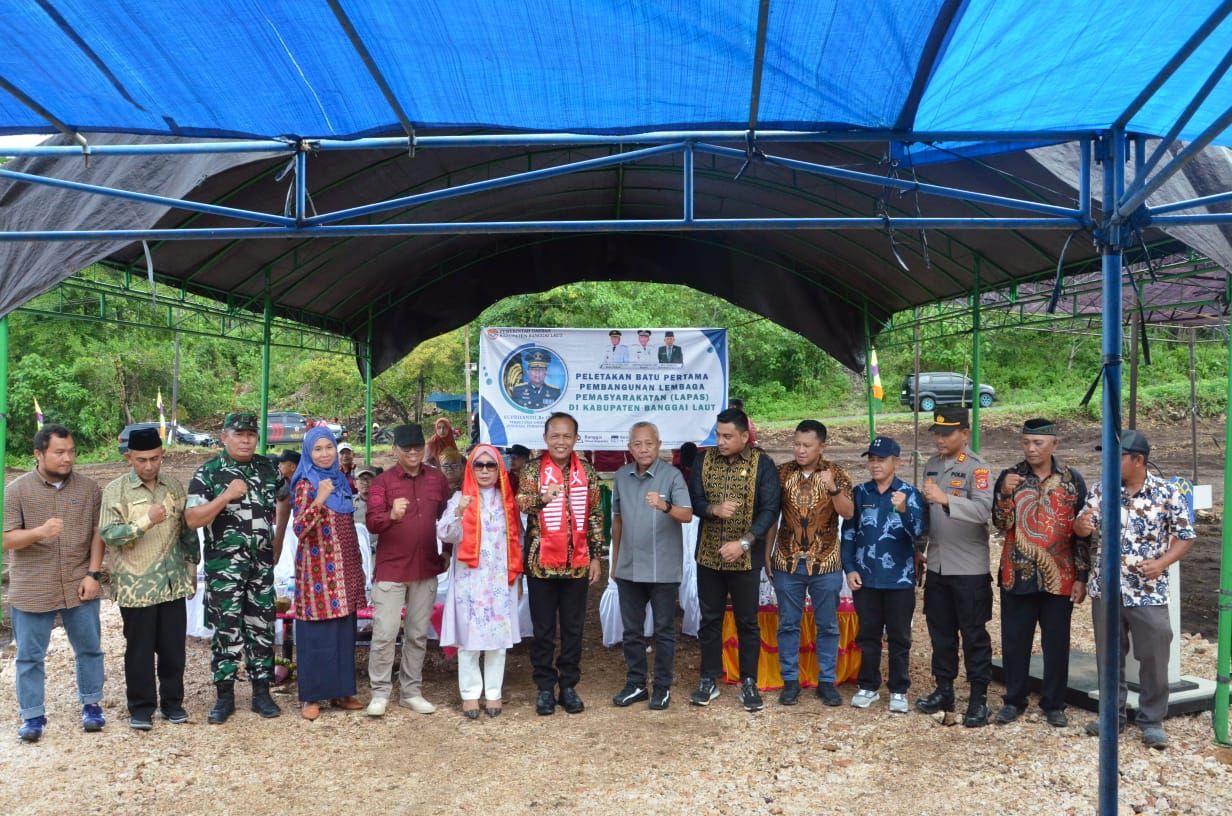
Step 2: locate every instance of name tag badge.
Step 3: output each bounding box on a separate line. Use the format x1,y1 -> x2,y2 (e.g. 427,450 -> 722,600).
949,478 -> 964,488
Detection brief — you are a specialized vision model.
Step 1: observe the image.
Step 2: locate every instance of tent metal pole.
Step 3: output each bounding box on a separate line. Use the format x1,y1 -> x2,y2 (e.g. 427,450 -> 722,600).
683,142 -> 695,222
1097,128 -> 1127,816
864,305 -> 875,442
1135,43 -> 1232,183
364,310 -> 374,465
259,282 -> 272,455
1151,188 -> 1232,215
1129,318 -> 1139,429
1216,319 -> 1232,746
1189,327 -> 1199,481
971,259 -> 982,452
0,315 -> 7,626
913,306 -> 922,485
1116,105 -> 1232,221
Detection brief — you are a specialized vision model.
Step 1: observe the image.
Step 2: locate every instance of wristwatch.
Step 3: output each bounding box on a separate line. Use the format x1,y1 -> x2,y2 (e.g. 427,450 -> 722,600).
739,535 -> 752,552
827,487 -> 842,496
86,570 -> 103,581
661,498 -> 673,514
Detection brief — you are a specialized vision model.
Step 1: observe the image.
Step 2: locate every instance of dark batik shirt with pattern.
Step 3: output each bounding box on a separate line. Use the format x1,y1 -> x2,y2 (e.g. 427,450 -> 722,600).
773,459 -> 853,575
993,457 -> 1091,597
516,458 -> 605,580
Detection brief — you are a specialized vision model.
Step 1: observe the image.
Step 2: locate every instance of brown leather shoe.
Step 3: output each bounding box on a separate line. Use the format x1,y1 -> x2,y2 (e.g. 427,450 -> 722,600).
301,703 -> 321,721
331,696 -> 364,711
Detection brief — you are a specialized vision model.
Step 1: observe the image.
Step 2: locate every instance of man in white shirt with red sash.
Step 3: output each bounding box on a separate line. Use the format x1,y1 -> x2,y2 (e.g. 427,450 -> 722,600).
516,412 -> 605,715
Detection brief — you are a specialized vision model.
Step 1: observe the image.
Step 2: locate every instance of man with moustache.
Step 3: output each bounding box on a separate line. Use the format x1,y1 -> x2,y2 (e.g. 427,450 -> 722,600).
100,427 -> 199,729
916,408 -> 996,727
185,412 -> 290,724
516,412 -> 605,715
4,424 -> 105,742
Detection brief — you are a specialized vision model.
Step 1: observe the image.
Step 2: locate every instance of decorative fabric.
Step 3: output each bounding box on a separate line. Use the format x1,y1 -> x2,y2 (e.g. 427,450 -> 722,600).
773,460 -> 853,575
720,597 -> 861,690
289,426 -> 354,515
994,458 -> 1090,597
291,479 -> 365,621
458,444 -> 523,585
697,448 -> 761,571
536,451 -> 591,569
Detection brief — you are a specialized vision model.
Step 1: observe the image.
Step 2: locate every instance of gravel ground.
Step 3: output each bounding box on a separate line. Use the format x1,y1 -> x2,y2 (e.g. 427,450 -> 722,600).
1,419 -> 1230,815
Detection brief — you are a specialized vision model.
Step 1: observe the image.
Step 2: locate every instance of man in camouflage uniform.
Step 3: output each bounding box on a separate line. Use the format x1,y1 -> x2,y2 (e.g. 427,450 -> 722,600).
185,412 -> 289,724
100,426 -> 199,730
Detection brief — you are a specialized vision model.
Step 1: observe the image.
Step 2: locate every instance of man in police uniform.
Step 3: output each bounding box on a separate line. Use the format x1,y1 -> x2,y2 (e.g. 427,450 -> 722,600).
184,412 -> 289,724
916,407 -> 996,727
603,330 -> 629,364
511,349 -> 562,409
631,330 -> 655,364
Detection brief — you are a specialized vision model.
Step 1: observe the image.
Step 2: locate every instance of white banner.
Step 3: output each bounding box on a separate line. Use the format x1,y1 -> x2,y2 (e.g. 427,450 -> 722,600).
478,327 -> 728,451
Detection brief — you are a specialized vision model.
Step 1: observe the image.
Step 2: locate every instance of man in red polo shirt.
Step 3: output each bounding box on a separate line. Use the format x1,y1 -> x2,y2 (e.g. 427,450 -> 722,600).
364,425 -> 450,716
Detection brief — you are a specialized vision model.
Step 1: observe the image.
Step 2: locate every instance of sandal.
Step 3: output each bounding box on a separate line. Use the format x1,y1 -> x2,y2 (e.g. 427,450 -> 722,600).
331,696 -> 364,711
302,702 -> 321,721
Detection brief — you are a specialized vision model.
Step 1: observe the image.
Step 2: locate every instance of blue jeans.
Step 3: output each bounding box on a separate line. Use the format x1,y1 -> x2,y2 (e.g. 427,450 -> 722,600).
11,601 -> 104,720
773,564 -> 842,684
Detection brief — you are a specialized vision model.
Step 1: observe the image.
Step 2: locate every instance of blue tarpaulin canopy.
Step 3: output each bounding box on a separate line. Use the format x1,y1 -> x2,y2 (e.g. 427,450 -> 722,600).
0,0 -> 1230,144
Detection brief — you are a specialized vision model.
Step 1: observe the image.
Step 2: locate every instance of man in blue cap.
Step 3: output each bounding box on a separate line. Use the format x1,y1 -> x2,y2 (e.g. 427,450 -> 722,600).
842,436 -> 926,713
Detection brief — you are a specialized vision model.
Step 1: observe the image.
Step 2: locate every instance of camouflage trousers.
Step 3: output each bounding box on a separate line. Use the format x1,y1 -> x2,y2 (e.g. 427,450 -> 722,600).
204,546 -> 275,684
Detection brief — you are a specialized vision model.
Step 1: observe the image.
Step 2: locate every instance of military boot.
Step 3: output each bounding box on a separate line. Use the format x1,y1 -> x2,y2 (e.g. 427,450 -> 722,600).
915,682 -> 955,714
963,685 -> 990,728
251,680 -> 282,718
207,681 -> 236,725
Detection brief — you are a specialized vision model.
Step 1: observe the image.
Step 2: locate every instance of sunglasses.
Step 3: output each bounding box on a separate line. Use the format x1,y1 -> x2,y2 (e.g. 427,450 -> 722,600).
472,461 -> 499,471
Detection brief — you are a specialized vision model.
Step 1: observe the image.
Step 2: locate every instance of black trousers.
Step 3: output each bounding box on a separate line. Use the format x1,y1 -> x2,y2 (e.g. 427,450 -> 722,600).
526,575 -> 589,692
696,565 -> 760,681
616,578 -> 679,690
923,571 -> 993,688
853,587 -> 915,694
119,598 -> 187,718
1000,589 -> 1073,711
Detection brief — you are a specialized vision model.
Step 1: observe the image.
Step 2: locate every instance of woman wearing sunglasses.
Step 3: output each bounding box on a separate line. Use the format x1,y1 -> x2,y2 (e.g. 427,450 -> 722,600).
436,445 -> 524,718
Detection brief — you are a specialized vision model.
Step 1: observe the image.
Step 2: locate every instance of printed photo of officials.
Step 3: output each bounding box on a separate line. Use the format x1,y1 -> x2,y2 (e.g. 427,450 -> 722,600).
600,329 -> 684,367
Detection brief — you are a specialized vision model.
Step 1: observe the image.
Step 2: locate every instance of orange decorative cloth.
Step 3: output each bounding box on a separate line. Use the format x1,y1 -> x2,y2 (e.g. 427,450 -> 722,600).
722,596 -> 861,690
457,444 -> 523,586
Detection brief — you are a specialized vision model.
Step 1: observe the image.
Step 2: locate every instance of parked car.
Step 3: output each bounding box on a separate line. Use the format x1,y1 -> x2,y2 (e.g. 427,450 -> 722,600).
117,421 -> 218,453
900,372 -> 996,412
266,411 -> 310,444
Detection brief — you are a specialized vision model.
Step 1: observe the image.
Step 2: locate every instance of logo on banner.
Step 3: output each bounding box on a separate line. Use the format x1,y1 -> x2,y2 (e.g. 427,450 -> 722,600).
501,344 -> 567,412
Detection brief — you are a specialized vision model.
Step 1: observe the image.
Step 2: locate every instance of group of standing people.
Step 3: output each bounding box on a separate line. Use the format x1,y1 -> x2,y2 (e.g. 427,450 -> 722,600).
3,403 -> 1195,749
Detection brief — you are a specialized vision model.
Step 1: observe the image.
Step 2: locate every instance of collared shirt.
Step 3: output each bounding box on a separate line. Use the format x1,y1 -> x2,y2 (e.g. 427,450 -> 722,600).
611,460 -> 692,583
99,470 -> 197,608
923,447 -> 994,575
3,469 -> 102,613
993,457 -> 1090,597
688,446 -> 781,571
367,465 -> 450,582
187,450 -> 284,554
841,477 -> 926,589
516,457 -> 606,579
772,459 -> 853,575
1084,472 -> 1196,607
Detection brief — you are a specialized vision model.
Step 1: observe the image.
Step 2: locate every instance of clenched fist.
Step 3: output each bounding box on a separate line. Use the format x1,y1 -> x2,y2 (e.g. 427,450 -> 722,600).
1001,473 -> 1024,497
890,490 -> 907,513
40,517 -> 64,541
390,496 -> 410,521
223,479 -> 248,502
147,504 -> 167,525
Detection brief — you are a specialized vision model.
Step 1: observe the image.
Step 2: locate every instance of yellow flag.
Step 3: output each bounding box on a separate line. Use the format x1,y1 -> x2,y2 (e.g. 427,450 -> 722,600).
870,348 -> 884,402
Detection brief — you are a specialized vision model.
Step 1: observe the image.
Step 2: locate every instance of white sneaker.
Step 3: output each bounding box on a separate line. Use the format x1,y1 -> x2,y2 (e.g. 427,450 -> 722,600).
888,693 -> 909,714
851,689 -> 880,709
402,696 -> 437,714
366,698 -> 388,717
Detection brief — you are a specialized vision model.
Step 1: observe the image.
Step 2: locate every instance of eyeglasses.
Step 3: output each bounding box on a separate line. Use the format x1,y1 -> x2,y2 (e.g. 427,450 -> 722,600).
472,461 -> 499,471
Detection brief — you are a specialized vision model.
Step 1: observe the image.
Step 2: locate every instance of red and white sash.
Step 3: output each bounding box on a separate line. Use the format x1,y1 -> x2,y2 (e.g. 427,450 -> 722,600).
537,452 -> 590,568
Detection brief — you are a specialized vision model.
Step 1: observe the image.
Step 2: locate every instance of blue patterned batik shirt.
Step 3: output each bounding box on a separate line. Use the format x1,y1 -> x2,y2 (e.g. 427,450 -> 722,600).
840,477 -> 927,590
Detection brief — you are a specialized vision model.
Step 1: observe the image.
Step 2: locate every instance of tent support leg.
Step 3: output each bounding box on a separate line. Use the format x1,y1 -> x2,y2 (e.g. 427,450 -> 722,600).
863,305 -> 875,441
0,315 -> 7,627
259,281 -> 272,455
1097,128 -> 1126,816
971,258 -> 982,452
1129,317 -> 1139,429
365,311 -> 374,464
912,306 -> 921,484
1189,327 -> 1198,481
1215,322 -> 1232,747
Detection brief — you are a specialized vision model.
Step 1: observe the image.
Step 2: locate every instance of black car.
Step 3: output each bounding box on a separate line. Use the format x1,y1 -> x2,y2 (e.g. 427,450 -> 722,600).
266,411 -> 310,444
900,372 -> 996,412
117,421 -> 218,453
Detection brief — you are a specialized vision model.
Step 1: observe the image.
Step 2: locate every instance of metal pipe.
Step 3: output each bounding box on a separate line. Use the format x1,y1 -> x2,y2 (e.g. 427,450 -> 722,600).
1136,41 -> 1232,183
1216,318 -> 1232,746
259,285 -> 272,455
1097,128 -> 1126,816
294,149 -> 308,225
0,315 -> 7,626
0,167 -> 296,226
971,258 -> 982,452
683,141 -> 695,222
1129,317 -> 1139,429
1149,213 -> 1232,225
364,311 -> 374,465
864,305 -> 875,441
1189,327 -> 1199,482
913,305 -> 922,485
1116,104 -> 1232,221
695,142 -> 1084,218
1079,138 -> 1093,226
1149,189 -> 1232,215
0,216 -> 1082,243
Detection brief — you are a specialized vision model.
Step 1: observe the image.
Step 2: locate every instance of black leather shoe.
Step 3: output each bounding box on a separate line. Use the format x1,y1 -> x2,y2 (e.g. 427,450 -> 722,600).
536,689 -> 556,716
207,682 -> 236,725
779,680 -> 800,706
915,686 -> 955,714
994,703 -> 1024,725
816,683 -> 842,707
250,681 -> 282,718
1045,709 -> 1069,728
963,696 -> 990,728
558,687 -> 585,714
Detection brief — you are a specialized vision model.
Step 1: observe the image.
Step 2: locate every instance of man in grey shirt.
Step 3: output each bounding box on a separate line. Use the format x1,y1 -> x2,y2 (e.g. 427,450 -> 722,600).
609,421 -> 694,710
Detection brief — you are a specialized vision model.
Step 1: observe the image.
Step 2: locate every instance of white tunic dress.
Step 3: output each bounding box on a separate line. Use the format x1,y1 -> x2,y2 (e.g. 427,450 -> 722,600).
436,488 -> 521,651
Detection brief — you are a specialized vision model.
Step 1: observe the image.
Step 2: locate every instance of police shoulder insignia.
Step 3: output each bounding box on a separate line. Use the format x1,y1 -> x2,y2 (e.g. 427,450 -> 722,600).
956,452 -> 967,463
974,468 -> 990,490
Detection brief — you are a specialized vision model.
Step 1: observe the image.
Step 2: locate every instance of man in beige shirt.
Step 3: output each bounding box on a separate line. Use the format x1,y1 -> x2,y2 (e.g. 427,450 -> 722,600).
3,424 -> 105,742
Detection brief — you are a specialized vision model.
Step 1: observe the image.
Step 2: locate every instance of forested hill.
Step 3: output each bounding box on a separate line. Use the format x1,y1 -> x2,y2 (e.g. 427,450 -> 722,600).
5,271 -> 1226,460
